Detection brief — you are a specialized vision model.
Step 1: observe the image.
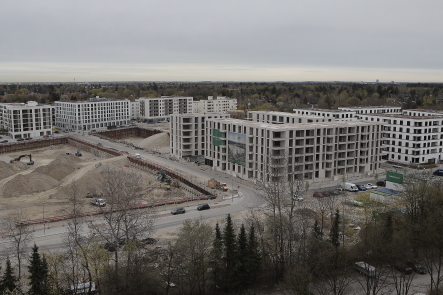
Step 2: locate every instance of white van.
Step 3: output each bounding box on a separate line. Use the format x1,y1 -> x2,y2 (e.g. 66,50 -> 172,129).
135,154 -> 141,159
342,182 -> 358,192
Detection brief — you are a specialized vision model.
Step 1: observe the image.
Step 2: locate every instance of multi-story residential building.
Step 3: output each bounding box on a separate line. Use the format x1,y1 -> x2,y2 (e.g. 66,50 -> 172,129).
55,98 -> 130,131
170,113 -> 230,160
192,96 -> 237,114
205,119 -> 382,182
357,113 -> 443,164
0,101 -> 53,139
338,106 -> 402,115
139,96 -> 193,121
292,108 -> 358,121
129,99 -> 140,120
250,111 -> 330,123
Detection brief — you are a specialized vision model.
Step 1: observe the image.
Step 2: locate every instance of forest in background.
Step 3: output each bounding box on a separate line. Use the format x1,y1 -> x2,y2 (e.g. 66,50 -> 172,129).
1,82 -> 443,112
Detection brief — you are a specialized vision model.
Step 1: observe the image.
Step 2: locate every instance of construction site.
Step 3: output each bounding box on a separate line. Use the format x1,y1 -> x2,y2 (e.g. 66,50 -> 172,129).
0,127 -> 214,223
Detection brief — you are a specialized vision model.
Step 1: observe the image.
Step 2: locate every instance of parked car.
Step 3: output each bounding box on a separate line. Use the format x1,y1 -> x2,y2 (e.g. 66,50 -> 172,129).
376,180 -> 386,186
171,207 -> 185,215
43,135 -> 50,138
197,203 -> 210,211
356,184 -> 367,191
394,264 -> 413,274
0,140 -> 8,143
406,260 -> 427,274
25,137 -> 33,140
16,138 -> 24,141
365,183 -> 378,189
292,195 -> 304,201
313,192 -> 325,198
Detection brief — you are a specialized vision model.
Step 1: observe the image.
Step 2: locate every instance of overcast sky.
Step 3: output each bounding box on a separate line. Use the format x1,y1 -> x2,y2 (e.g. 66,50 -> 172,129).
1,0 -> 442,83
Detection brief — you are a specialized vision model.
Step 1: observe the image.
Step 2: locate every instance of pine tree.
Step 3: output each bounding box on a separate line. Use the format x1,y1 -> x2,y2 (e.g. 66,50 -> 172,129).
329,210 -> 340,248
28,244 -> 48,295
222,214 -> 237,291
211,223 -> 223,290
0,258 -> 17,293
235,224 -> 248,289
247,224 -> 261,286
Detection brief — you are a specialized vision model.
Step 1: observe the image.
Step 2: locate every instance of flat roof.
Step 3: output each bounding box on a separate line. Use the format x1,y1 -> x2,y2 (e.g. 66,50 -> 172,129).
339,106 -> 401,109
250,110 -> 325,119
210,118 -> 380,129
293,108 -> 354,113
358,113 -> 443,120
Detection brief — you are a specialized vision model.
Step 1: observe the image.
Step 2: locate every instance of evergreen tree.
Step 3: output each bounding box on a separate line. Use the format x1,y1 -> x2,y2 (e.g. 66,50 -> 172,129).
247,225 -> 261,286
211,223 -> 223,290
222,214 -> 237,291
235,224 -> 248,289
0,258 -> 17,293
28,244 -> 48,295
329,210 -> 340,248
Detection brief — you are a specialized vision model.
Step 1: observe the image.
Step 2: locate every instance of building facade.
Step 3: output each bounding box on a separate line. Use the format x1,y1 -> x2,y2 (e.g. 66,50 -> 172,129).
205,119 -> 382,182
170,113 -> 230,160
55,98 -> 130,131
192,96 -> 237,114
338,106 -> 402,115
139,96 -> 193,121
0,101 -> 53,139
357,113 -> 443,164
249,111 -> 330,124
129,99 -> 140,120
292,108 -> 358,121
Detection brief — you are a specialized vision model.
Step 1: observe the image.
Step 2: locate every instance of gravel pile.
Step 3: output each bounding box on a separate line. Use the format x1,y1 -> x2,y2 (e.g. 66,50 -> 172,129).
35,154 -> 81,181
138,132 -> 170,151
2,172 -> 59,198
0,160 -> 30,180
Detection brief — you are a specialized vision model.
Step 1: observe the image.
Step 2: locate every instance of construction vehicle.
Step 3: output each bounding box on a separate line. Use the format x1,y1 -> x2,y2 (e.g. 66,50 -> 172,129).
208,179 -> 228,191
75,150 -> 82,156
10,154 -> 34,165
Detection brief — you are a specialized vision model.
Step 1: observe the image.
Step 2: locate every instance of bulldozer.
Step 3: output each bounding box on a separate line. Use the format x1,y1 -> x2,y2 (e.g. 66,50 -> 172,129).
10,154 -> 34,165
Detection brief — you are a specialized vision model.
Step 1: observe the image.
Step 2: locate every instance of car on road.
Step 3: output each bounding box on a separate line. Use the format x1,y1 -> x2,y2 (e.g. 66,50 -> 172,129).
406,260 -> 427,274
365,183 -> 378,189
16,138 -> 25,141
197,203 -> 210,211
313,192 -> 325,198
171,207 -> 186,215
25,137 -> 33,140
433,169 -> 443,176
0,140 -> 8,143
394,264 -> 413,274
43,135 -> 50,138
376,180 -> 386,186
356,184 -> 367,191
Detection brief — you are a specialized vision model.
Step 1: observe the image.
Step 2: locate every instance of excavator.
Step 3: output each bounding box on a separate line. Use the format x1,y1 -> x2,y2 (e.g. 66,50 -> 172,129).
10,154 -> 34,165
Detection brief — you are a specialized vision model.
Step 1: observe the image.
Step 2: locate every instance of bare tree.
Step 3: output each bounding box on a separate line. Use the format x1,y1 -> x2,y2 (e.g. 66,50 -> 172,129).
0,209 -> 33,277
89,167 -> 155,292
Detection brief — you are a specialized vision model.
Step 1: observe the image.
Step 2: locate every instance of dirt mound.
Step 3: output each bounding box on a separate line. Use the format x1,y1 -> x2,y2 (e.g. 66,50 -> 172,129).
35,154 -> 81,181
0,160 -> 30,180
138,132 -> 170,150
2,172 -> 60,198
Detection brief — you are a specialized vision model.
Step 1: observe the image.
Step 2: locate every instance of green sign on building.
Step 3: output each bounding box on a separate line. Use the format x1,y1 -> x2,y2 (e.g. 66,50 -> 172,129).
212,129 -> 223,146
386,171 -> 403,184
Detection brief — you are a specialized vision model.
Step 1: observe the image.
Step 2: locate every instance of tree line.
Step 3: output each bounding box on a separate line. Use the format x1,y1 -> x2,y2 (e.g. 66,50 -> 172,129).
1,167 -> 443,294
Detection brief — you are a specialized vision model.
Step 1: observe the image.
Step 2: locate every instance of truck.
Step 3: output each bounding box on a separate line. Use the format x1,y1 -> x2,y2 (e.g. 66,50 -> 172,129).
342,182 -> 358,192
354,261 -> 377,278
208,179 -> 228,191
90,198 -> 106,207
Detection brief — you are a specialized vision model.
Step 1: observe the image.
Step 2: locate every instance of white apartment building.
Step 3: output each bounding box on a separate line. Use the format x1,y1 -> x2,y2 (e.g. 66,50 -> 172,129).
139,96 -> 193,121
205,119 -> 382,182
293,108 -> 358,121
55,99 -> 130,131
129,99 -> 140,120
192,96 -> 237,114
250,111 -> 330,124
358,113 -> 443,164
402,109 -> 443,117
0,101 -> 53,139
170,113 -> 230,160
339,106 -> 402,115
